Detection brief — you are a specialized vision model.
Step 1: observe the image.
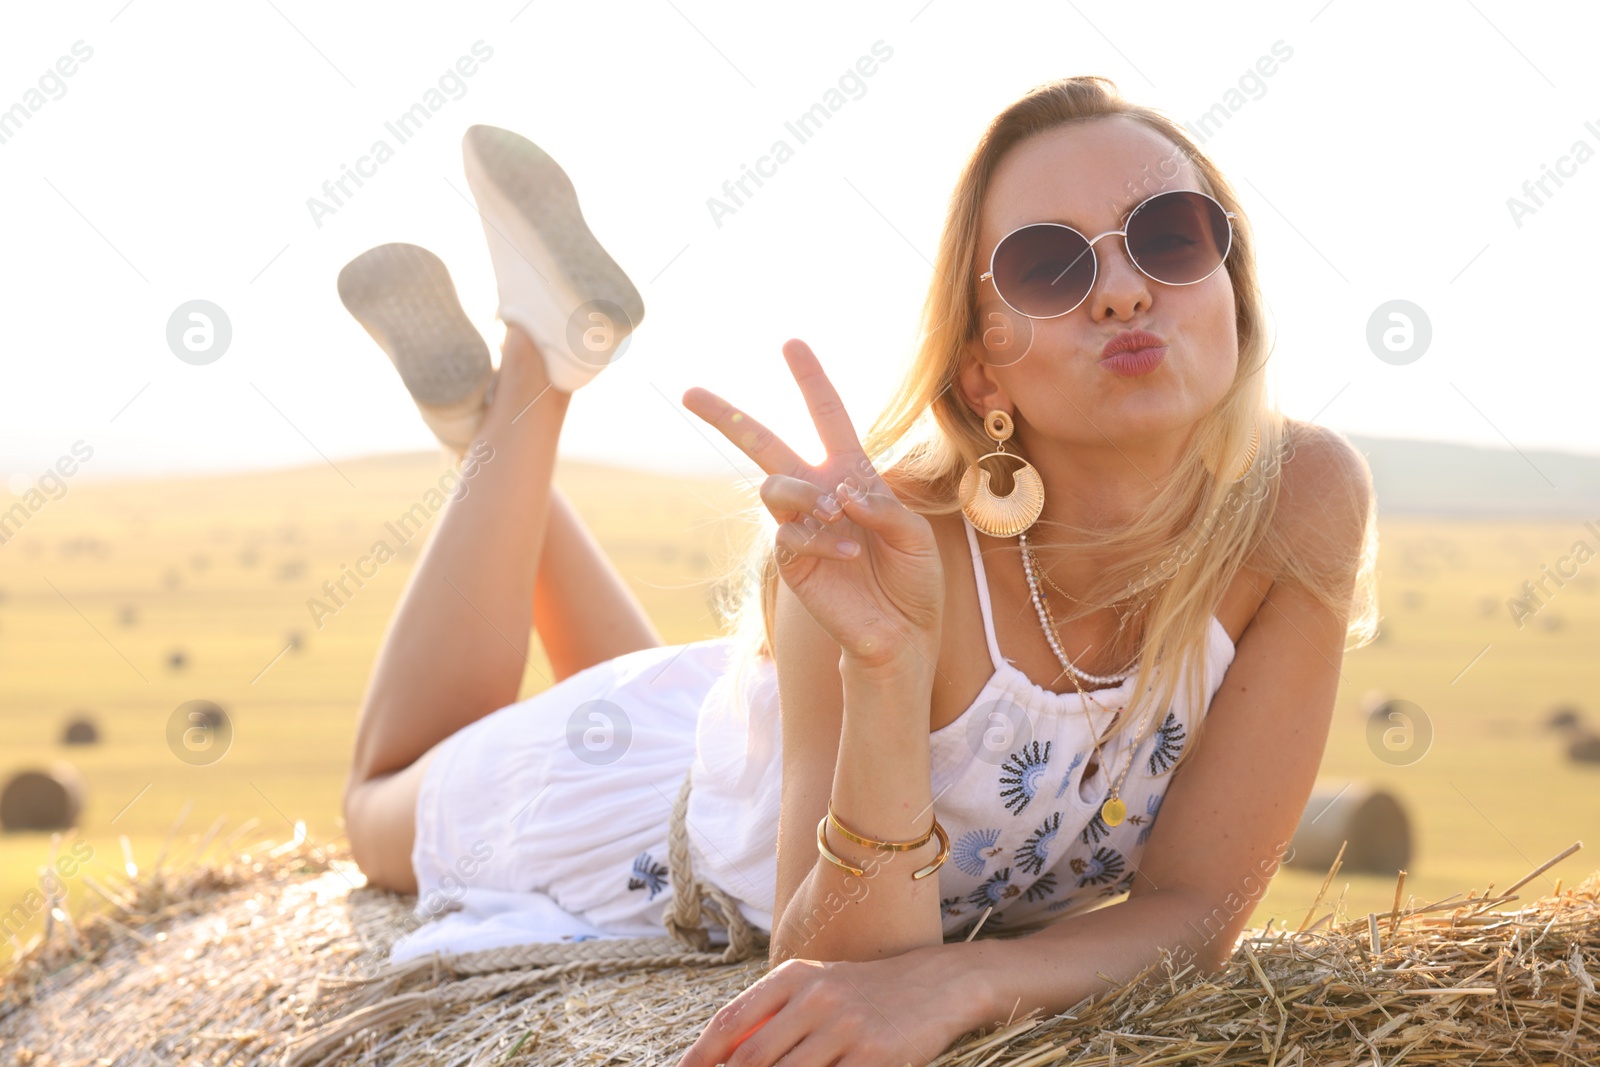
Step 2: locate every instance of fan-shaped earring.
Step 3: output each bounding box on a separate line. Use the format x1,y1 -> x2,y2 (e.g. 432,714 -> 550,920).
1231,425 -> 1261,482
1235,425 -> 1260,479
960,409 -> 1044,538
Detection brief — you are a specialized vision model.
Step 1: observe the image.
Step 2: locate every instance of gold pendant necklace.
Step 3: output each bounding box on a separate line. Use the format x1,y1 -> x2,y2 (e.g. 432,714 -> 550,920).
1023,536 -> 1159,829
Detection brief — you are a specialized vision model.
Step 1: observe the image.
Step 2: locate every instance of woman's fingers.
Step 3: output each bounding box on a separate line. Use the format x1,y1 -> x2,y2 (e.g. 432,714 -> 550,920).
759,473 -> 842,524
780,339 -> 868,459
681,385 -> 808,479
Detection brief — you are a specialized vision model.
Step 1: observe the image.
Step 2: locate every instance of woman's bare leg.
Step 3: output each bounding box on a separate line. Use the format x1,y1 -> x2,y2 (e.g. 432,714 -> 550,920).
346,323 -> 567,789
535,486 -> 664,682
342,323 -> 664,892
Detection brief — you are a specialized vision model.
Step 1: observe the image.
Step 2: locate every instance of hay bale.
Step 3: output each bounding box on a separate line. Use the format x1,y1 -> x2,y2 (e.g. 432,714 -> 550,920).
59,715 -> 99,746
167,649 -> 188,671
1547,704 -> 1586,731
0,764 -> 84,831
117,604 -> 137,627
1567,732 -> 1600,764
1,825 -> 1596,1067
1285,779 -> 1411,874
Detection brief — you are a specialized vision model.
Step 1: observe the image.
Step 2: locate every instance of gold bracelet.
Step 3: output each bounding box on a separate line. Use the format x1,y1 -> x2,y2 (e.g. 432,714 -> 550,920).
827,800 -> 935,851
816,811 -> 951,881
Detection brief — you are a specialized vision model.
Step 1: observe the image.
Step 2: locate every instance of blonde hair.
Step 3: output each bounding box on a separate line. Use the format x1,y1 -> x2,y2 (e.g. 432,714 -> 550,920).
708,75 -> 1379,772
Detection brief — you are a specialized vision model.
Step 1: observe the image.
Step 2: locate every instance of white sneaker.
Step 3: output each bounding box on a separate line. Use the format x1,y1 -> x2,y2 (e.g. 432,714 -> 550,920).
461,124 -> 644,393
337,243 -> 496,453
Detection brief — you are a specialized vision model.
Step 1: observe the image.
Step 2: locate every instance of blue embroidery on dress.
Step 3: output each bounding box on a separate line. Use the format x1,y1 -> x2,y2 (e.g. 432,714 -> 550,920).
940,895 -> 967,918
1023,870 -> 1058,903
1045,894 -> 1079,913
1080,807 -> 1114,846
1053,750 -> 1085,799
999,740 -> 1051,816
1106,867 -> 1138,896
1016,811 -> 1061,875
967,867 -> 1022,911
1136,792 -> 1164,845
627,851 -> 669,899
1147,710 -> 1187,775
1071,846 -> 1125,887
952,827 -> 1005,878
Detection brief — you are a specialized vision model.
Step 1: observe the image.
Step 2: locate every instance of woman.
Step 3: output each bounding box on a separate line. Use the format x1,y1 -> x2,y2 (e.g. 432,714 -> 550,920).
339,79 -> 1378,1067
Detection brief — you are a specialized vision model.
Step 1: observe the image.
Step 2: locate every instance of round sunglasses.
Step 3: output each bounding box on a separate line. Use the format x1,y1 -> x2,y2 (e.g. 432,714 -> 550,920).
978,189 -> 1237,319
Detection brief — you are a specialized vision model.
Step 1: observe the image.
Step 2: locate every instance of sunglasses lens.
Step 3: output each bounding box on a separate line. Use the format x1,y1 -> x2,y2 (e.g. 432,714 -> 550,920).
991,224 -> 1094,318
1126,191 -> 1231,285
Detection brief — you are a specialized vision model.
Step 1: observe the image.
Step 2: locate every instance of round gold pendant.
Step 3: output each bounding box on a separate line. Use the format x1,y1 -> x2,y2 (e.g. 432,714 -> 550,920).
1101,796 -> 1126,827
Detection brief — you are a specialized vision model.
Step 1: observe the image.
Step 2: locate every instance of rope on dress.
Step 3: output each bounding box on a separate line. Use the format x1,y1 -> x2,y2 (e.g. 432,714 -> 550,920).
282,769 -> 771,1067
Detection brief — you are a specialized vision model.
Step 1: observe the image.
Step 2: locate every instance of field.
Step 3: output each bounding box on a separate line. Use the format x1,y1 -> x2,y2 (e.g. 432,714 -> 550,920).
2,451 -> 1597,964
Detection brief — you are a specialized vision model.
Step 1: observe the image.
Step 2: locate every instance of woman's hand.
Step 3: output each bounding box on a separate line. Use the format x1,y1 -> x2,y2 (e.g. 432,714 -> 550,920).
674,949 -> 986,1067
683,339 -> 943,671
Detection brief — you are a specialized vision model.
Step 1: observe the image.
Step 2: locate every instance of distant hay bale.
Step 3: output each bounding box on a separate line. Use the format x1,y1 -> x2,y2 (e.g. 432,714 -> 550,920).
1567,733 -> 1600,764
117,604 -> 137,626
167,649 -> 188,671
59,715 -> 99,746
0,764 -> 85,832
1285,779 -> 1411,874
0,829 -> 1595,1066
1547,704 -> 1586,731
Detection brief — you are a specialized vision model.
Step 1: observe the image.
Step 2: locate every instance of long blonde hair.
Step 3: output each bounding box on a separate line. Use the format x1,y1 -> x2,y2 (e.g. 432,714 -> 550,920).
708,75 -> 1379,772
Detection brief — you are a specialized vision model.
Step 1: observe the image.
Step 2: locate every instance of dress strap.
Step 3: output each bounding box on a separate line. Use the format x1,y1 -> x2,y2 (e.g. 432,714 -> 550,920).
961,513 -> 1007,674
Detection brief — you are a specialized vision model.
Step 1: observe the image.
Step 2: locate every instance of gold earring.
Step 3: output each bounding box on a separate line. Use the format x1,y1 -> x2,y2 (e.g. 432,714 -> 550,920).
1209,425 -> 1260,483
960,409 -> 1044,537
1231,425 -> 1261,482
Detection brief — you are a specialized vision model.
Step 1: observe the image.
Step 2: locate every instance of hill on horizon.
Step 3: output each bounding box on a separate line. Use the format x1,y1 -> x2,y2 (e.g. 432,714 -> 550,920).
39,432 -> 1600,520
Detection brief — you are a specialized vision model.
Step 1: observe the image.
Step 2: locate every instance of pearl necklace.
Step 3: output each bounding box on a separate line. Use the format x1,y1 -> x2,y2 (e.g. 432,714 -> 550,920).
1021,532 -> 1164,829
1017,530 -> 1134,686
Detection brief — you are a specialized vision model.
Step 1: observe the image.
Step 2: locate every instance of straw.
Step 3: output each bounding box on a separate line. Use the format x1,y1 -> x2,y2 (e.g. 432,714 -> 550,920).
2,821 -> 1595,1066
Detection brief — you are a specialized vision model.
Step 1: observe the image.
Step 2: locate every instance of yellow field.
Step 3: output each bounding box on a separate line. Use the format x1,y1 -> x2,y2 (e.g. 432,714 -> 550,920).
2,451 -> 1596,964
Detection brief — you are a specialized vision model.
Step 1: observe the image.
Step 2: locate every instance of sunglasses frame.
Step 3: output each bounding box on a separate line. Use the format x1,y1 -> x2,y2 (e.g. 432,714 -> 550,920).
978,189 -> 1238,320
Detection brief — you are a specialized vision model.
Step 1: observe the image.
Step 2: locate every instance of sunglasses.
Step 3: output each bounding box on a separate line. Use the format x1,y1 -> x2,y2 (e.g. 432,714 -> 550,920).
979,189 -> 1237,319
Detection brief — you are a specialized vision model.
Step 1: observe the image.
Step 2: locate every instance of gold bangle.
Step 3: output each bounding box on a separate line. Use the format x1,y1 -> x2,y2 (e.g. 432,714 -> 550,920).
816,811 -> 952,881
827,800 -> 935,851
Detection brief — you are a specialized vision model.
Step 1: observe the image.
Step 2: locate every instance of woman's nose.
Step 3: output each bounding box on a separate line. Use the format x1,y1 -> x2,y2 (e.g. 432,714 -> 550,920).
1088,234 -> 1152,320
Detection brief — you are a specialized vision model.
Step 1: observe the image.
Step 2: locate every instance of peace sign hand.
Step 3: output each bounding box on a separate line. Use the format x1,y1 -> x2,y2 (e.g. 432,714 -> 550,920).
683,339 -> 944,672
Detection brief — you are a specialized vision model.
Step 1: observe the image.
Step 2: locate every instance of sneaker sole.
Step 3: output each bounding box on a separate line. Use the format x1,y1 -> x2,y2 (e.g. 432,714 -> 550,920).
461,125 -> 645,371
336,243 -> 494,450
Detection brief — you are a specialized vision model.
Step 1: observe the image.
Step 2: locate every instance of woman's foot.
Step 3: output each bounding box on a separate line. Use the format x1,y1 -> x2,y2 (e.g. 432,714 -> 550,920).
337,243 -> 496,453
461,124 -> 645,393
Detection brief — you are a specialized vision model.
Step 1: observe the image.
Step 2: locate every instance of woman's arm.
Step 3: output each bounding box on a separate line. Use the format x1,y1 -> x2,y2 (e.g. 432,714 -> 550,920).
927,425 -> 1377,1025
768,573 -> 946,964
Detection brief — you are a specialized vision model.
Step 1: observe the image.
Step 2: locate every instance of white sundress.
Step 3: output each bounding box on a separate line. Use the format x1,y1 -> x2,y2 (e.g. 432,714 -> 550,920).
400,514 -> 1238,963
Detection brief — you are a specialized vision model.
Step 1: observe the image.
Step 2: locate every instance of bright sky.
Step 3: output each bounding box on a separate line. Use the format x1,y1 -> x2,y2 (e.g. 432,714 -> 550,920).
3,0 -> 1597,489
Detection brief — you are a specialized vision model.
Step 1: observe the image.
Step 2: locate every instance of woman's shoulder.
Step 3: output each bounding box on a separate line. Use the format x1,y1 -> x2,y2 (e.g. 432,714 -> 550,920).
1271,419 -> 1375,552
